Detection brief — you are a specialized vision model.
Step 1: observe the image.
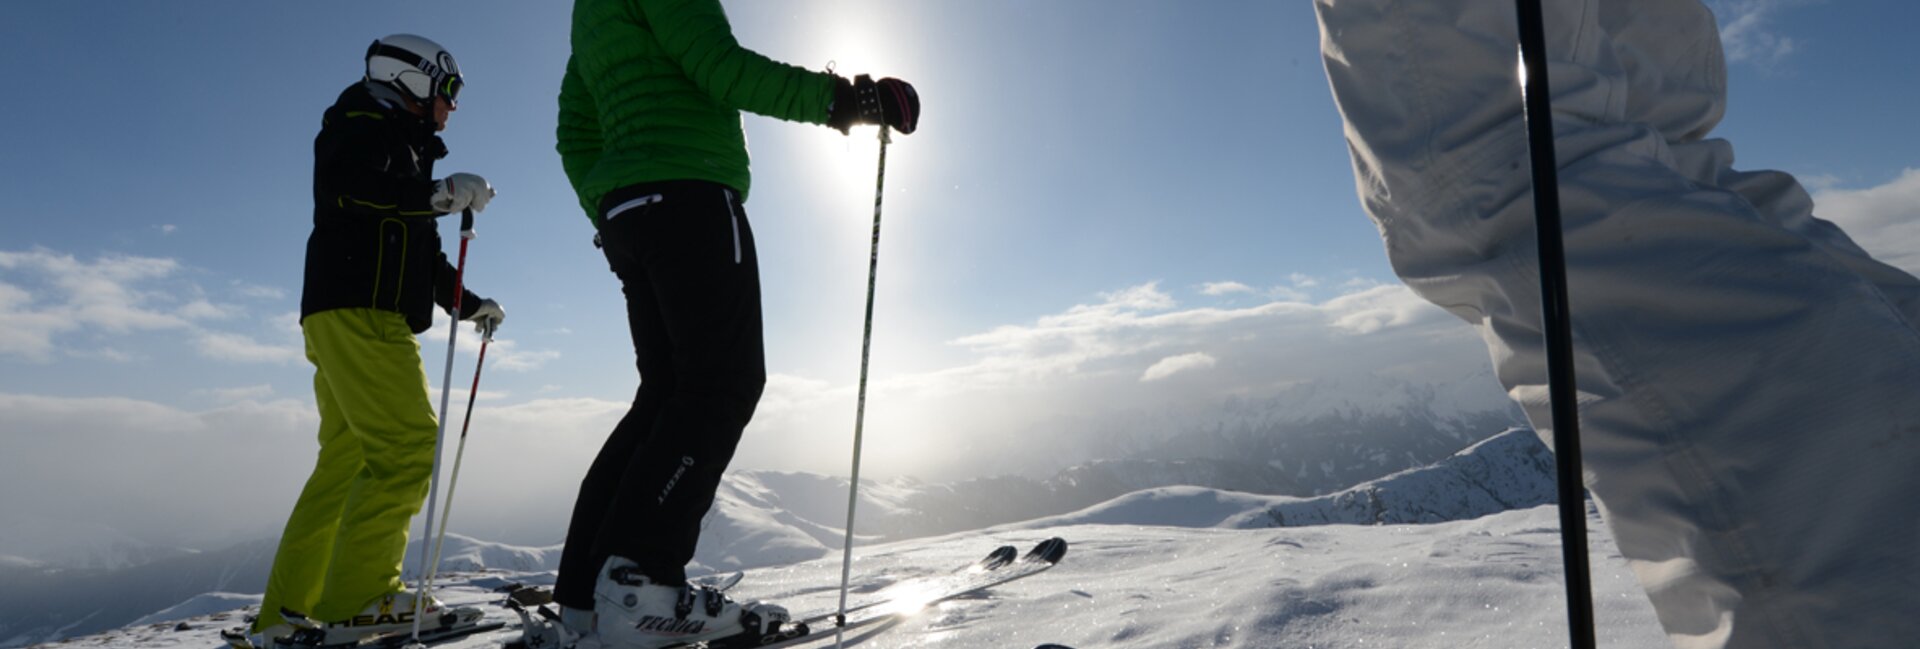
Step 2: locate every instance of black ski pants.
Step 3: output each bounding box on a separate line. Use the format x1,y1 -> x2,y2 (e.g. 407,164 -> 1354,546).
554,180 -> 766,610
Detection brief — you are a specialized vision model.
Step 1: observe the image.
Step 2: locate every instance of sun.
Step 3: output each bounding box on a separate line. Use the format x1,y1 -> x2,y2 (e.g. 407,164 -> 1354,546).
793,13 -> 904,212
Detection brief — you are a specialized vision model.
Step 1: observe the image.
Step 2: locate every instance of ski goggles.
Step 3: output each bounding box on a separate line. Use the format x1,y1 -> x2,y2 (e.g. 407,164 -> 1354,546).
436,73 -> 464,107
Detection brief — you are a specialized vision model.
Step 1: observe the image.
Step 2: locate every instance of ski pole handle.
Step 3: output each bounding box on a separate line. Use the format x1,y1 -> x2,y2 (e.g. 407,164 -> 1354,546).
460,208 -> 475,240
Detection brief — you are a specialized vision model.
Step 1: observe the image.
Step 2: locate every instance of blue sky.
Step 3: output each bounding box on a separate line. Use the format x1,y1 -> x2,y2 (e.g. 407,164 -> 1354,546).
3,0 -> 1917,545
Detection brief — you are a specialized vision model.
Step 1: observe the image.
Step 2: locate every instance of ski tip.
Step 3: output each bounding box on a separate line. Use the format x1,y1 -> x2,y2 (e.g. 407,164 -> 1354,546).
1025,537 -> 1068,564
979,544 -> 1019,570
1034,645 -> 1078,649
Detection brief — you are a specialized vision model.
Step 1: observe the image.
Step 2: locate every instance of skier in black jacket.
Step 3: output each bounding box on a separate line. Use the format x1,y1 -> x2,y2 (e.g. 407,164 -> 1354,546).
233,34 -> 504,649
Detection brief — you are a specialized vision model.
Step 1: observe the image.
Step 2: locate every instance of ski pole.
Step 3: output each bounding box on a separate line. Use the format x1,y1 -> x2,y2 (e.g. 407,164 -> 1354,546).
410,208 -> 475,648
422,322 -> 493,615
834,125 -> 891,649
1512,2 -> 1596,648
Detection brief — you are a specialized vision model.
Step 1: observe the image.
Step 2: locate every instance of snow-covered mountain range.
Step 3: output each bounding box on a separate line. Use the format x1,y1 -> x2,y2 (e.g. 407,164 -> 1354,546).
22,424 -> 1667,649
0,521 -> 198,572
1,424 -> 1558,647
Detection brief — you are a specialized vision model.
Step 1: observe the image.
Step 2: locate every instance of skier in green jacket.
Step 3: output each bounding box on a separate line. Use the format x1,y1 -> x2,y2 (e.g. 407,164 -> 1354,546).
535,1 -> 919,648
227,33 -> 505,649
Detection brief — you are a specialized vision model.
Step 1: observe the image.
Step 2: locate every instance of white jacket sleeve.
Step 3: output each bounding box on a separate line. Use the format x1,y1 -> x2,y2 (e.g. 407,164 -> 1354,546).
1315,1 -> 1920,647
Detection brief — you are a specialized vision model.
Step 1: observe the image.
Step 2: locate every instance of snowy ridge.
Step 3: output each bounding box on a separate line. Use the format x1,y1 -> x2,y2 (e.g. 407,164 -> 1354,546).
6,427 -> 1564,647
1245,426 -> 1556,527
0,519 -> 195,571
401,533 -> 556,576
1000,428 -> 1554,531
1101,372 -> 1528,496
126,593 -> 259,628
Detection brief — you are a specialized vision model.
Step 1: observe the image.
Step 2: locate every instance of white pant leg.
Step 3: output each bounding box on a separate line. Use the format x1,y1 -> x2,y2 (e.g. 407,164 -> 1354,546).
1317,1 -> 1920,647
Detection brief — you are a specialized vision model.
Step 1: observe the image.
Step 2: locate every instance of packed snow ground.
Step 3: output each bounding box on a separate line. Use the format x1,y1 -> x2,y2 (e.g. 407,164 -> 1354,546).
49,502 -> 1668,649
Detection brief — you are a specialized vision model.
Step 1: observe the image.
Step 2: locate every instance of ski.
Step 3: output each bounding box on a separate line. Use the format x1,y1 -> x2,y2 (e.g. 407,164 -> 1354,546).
227,592 -> 526,649
700,537 -> 1068,649
224,619 -> 507,649
792,542 -> 1020,629
502,539 -> 1063,649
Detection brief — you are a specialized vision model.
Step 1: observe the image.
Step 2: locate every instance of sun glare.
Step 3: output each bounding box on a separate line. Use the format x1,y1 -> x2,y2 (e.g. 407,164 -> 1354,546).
872,580 -> 945,616
798,14 -> 900,214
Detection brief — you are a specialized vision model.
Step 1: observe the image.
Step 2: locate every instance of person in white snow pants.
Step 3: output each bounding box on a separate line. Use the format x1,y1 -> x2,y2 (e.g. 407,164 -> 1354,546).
1314,1 -> 1920,647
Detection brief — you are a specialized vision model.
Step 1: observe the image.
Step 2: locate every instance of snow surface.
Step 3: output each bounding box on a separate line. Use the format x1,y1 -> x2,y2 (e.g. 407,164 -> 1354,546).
47,502 -> 1667,649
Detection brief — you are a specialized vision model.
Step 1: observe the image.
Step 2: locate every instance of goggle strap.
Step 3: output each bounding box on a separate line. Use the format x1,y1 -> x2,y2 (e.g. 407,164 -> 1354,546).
367,41 -> 425,68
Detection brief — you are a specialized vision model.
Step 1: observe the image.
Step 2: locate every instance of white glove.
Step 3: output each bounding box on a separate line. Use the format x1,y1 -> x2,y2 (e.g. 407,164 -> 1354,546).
431,173 -> 495,214
463,298 -> 505,337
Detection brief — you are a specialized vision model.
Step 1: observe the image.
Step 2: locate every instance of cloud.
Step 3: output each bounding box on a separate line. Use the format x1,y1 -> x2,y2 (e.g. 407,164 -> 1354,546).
197,384 -> 276,403
942,281 -> 1451,390
195,331 -> 302,364
1322,283 -> 1450,334
0,273 -> 1500,546
0,248 -> 294,364
0,249 -> 189,336
230,281 -> 287,300
0,281 -> 68,361
421,311 -> 561,373
726,280 -> 1488,481
490,345 -> 561,372
176,298 -> 240,321
1200,281 -> 1254,296
67,347 -> 141,363
1141,352 -> 1217,382
1814,168 -> 1920,274
423,397 -> 634,541
0,393 -> 316,546
1713,0 -> 1798,65
0,390 -> 630,548
1205,276 -> 1319,302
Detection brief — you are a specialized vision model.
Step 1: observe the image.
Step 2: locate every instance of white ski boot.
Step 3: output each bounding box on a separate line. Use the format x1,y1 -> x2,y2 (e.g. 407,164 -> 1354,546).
592,557 -> 789,649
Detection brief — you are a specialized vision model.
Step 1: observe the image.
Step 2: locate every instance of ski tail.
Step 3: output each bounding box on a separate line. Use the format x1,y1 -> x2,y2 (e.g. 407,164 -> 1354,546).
976,544 -> 1019,572
1026,537 -> 1068,565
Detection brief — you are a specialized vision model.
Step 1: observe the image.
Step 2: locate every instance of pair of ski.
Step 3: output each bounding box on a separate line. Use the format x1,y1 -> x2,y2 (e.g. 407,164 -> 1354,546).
505,536 -> 1068,649
220,606 -> 506,649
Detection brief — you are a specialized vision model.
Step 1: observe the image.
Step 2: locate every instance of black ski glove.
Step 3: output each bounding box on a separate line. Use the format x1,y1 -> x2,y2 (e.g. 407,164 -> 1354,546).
828,74 -> 919,135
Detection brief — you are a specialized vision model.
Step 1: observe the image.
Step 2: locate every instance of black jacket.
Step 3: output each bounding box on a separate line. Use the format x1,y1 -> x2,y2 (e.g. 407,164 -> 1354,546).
301,82 -> 479,334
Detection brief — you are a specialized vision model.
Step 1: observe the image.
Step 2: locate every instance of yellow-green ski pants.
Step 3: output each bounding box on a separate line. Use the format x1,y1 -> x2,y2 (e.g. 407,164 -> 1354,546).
257,308 -> 438,630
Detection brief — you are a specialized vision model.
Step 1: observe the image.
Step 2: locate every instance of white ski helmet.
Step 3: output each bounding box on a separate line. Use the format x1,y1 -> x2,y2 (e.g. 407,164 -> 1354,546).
365,34 -> 463,106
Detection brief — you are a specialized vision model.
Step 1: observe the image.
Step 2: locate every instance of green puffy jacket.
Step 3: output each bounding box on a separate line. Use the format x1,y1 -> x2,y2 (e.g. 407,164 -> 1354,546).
560,0 -> 838,224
